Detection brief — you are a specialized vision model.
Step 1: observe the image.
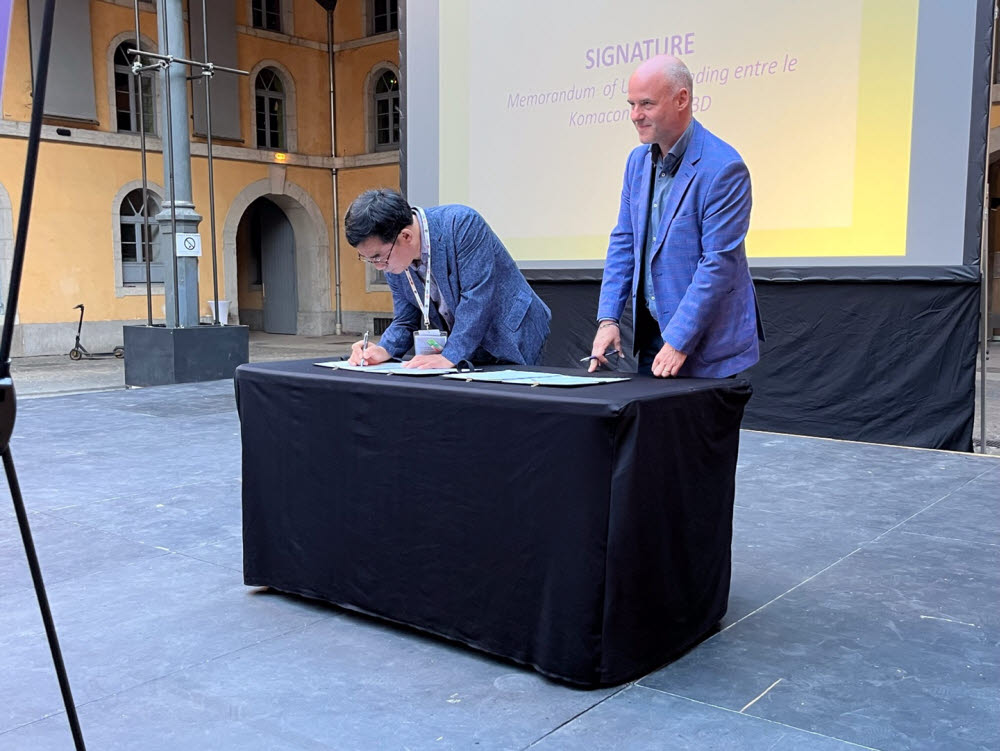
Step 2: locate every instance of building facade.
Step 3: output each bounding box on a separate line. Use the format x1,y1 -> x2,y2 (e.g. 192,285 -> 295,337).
0,0 -> 398,356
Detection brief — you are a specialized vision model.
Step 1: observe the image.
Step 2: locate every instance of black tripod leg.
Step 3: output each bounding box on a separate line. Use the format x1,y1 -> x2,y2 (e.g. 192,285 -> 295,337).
0,0 -> 85,746
3,447 -> 86,750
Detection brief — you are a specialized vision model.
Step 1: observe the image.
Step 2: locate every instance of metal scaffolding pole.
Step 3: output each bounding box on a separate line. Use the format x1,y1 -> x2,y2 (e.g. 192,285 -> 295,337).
132,1 -> 154,325
157,0 -> 182,326
130,1 -> 247,329
200,0 -> 222,325
979,0 -> 998,453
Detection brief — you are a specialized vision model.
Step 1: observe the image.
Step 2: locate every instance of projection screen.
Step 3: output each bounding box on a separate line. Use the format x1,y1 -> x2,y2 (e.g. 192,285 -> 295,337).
405,0 -> 984,271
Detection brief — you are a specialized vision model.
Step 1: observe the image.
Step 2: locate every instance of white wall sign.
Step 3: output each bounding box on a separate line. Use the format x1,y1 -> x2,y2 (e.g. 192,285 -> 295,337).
175,233 -> 202,257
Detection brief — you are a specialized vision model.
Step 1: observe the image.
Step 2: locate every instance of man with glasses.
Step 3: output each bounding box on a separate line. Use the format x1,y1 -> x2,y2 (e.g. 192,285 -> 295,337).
344,188 -> 551,368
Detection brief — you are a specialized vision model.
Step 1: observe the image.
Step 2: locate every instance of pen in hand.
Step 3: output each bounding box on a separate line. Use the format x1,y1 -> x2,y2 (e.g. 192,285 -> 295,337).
580,349 -> 621,362
361,330 -> 369,366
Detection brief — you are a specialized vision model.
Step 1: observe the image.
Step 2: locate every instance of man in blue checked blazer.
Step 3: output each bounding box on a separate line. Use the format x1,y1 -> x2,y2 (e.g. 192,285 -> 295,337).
344,189 -> 551,368
590,55 -> 763,379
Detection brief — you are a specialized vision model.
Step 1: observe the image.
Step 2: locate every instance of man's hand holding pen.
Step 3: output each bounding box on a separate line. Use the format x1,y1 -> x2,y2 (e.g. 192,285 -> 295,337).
348,340 -> 390,366
581,349 -> 622,369
588,321 -> 622,372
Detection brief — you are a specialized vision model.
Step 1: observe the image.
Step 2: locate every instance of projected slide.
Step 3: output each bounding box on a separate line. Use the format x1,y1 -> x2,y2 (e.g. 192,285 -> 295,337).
407,0 -> 978,268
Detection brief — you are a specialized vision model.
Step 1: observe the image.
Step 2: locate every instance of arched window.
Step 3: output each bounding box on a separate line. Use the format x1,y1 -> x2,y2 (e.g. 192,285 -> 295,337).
369,0 -> 398,34
251,0 -> 282,32
114,41 -> 156,134
120,189 -> 163,284
373,68 -> 399,152
255,68 -> 285,150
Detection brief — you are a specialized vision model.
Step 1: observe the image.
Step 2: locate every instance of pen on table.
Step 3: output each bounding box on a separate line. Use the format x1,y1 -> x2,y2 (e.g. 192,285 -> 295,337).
579,349 -> 621,362
361,330 -> 369,366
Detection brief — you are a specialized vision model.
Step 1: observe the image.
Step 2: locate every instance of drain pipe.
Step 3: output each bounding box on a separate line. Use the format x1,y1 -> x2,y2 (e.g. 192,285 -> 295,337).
327,7 -> 343,335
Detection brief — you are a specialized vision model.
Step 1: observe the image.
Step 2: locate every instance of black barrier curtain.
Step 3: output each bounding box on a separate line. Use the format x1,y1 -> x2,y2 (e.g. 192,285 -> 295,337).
532,279 -> 979,451
743,281 -> 979,451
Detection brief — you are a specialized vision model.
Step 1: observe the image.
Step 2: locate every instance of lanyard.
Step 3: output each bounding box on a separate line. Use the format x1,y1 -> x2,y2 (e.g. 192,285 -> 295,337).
403,207 -> 433,330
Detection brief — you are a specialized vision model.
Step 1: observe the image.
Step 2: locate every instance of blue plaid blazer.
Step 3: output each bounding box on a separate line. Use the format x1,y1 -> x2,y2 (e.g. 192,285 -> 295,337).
380,205 -> 551,365
598,119 -> 763,378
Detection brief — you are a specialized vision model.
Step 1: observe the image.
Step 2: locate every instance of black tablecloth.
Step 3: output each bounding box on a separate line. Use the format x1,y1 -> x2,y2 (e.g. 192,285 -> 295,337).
236,360 -> 751,686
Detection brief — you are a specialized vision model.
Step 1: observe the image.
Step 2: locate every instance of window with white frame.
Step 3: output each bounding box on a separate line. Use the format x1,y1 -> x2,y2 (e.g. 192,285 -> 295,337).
369,0 -> 398,34
366,264 -> 389,291
251,0 -> 282,32
113,41 -> 156,134
255,68 -> 285,149
120,189 -> 163,284
373,68 -> 400,151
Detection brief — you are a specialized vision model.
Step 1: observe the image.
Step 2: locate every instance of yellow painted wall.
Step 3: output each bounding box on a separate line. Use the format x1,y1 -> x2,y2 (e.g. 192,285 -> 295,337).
0,137 -> 322,324
234,35 -> 330,155
290,0 -> 334,45
336,163 -> 397,312
89,1 -> 161,134
231,0 -> 333,45
7,139 -> 164,323
0,0 -> 399,342
334,40 -> 398,156
3,0 -> 34,122
333,0 -> 364,42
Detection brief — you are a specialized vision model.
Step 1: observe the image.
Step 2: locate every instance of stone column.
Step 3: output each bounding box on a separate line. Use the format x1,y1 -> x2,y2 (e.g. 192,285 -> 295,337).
157,0 -> 201,327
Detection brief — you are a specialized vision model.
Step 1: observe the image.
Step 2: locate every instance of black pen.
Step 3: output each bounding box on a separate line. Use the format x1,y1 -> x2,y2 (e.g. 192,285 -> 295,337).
579,349 -> 621,362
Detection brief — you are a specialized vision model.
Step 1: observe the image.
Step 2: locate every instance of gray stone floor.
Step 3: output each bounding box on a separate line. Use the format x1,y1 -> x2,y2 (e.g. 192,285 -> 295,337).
0,334 -> 998,750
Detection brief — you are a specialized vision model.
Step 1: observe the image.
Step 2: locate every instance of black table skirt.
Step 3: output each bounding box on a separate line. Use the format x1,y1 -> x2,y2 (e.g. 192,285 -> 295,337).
236,360 -> 751,686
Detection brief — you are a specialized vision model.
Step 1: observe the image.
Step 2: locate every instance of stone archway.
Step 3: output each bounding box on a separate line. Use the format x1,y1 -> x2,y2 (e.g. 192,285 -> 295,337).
222,178 -> 332,335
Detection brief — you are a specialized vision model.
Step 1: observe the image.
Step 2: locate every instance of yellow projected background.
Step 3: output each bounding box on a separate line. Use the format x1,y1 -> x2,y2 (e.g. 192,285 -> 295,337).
437,0 -> 918,261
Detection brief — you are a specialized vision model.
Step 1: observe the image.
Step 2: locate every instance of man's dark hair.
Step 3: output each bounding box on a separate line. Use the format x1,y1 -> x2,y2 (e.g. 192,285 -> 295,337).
344,188 -> 413,247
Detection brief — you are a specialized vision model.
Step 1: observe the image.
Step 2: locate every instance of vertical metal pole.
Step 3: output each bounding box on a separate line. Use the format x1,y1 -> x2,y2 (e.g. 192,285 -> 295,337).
133,0 -> 153,325
327,9 -> 343,335
201,0 -> 221,325
1,0 -> 87,746
158,0 -> 180,325
982,185 -> 990,454
980,1 -> 998,453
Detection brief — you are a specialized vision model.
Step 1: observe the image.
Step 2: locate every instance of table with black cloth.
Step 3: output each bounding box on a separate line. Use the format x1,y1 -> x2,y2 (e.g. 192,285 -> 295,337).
235,359 -> 751,687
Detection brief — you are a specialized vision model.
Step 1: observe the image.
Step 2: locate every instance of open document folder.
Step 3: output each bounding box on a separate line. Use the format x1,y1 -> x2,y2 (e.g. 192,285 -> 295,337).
313,361 -> 459,376
441,369 -> 629,387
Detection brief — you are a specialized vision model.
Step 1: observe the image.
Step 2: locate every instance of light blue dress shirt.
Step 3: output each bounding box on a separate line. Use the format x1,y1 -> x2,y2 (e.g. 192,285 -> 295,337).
642,122 -> 694,324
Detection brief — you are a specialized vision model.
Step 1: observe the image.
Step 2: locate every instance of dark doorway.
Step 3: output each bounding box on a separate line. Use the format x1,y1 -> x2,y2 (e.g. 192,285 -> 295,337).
243,197 -> 298,335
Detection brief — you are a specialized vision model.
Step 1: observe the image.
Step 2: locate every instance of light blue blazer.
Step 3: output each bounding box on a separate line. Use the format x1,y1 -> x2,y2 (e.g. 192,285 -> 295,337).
598,119 -> 763,378
380,205 -> 551,365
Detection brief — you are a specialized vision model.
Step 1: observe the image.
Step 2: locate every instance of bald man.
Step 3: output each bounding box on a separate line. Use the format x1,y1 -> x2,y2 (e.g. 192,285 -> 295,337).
590,55 -> 763,378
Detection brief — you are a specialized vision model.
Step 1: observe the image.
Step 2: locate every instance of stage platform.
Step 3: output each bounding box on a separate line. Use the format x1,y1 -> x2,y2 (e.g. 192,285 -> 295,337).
0,378 -> 996,750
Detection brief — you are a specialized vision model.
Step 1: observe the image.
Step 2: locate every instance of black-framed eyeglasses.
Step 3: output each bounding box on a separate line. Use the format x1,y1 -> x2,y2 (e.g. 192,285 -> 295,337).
357,232 -> 400,266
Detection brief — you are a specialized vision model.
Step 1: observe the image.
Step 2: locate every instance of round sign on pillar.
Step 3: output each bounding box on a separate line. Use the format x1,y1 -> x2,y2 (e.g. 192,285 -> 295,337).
176,233 -> 202,257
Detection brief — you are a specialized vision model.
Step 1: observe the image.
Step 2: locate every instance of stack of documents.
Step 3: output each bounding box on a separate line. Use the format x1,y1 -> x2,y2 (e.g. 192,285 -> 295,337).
315,362 -> 628,386
313,361 -> 459,376
442,369 -> 629,387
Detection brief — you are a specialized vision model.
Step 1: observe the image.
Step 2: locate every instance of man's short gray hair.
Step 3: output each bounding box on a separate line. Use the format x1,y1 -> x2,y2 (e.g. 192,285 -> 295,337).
665,58 -> 694,98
